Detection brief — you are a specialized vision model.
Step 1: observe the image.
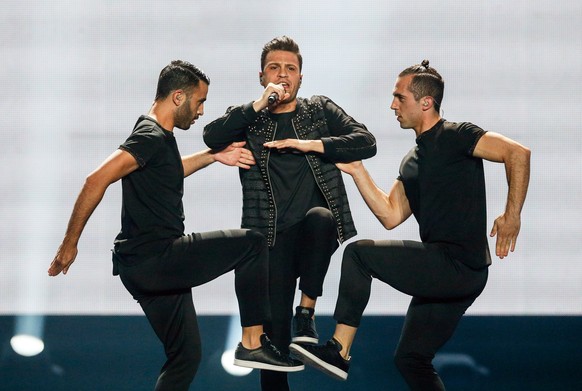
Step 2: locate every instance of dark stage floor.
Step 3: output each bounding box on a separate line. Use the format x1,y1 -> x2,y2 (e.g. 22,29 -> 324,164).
1,315 -> 581,390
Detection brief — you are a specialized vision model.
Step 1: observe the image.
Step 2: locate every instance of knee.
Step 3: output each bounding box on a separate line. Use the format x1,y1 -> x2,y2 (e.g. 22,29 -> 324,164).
343,240 -> 371,265
245,230 -> 268,255
306,207 -> 335,229
343,241 -> 360,259
246,229 -> 268,248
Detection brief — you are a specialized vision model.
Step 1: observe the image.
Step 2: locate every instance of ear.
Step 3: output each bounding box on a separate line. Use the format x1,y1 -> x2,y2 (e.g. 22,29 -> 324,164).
259,72 -> 265,87
421,97 -> 432,111
172,90 -> 184,107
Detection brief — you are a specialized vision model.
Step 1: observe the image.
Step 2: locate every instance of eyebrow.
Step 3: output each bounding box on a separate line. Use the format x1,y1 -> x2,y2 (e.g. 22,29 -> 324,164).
266,62 -> 299,68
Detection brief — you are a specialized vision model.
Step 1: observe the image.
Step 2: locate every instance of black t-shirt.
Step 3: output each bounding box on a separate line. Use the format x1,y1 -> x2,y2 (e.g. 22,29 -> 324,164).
268,111 -> 327,232
113,116 -> 185,265
398,119 -> 492,269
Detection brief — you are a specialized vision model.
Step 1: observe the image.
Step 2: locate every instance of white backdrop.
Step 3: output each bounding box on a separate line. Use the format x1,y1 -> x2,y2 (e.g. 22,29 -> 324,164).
1,0 -> 580,315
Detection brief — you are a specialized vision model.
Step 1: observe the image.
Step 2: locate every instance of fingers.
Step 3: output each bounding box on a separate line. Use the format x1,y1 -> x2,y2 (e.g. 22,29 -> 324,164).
236,149 -> 255,170
263,139 -> 295,150
263,140 -> 279,148
490,221 -> 497,238
510,237 -> 517,253
495,236 -> 510,259
258,83 -> 286,107
491,214 -> 521,259
230,141 -> 247,148
240,150 -> 255,164
48,259 -> 64,276
493,229 -> 517,259
269,83 -> 286,99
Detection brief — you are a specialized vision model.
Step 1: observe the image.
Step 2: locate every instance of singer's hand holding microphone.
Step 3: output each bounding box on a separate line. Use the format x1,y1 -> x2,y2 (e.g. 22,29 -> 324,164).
263,83 -> 288,106
252,83 -> 289,112
268,92 -> 279,105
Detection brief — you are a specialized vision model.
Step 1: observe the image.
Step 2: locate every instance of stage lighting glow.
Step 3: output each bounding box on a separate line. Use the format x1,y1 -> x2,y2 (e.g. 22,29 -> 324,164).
221,315 -> 252,376
221,348 -> 252,376
10,334 -> 45,357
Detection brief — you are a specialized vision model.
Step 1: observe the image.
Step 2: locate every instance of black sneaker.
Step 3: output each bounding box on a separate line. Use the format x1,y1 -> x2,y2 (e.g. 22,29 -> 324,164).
291,306 -> 319,344
234,334 -> 305,372
289,338 -> 350,381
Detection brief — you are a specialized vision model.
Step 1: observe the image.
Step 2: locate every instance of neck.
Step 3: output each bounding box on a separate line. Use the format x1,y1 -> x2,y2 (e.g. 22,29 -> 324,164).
269,99 -> 297,114
148,101 -> 174,131
413,115 -> 442,137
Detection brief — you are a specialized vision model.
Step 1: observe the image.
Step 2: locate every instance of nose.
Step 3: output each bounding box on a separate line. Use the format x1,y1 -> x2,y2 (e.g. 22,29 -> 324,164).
198,103 -> 204,117
390,97 -> 397,111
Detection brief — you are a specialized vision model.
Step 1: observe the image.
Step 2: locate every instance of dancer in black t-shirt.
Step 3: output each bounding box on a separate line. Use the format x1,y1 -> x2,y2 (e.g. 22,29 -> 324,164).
289,60 -> 531,391
48,60 -> 303,391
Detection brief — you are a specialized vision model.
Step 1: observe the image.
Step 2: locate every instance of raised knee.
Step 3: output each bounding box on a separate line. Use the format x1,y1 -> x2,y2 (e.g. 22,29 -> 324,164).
306,207 -> 335,227
343,240 -> 371,261
245,230 -> 268,253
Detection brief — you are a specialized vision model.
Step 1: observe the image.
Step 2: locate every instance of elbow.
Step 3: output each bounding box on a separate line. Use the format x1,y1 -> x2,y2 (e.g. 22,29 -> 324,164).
357,142 -> 377,160
523,145 -> 531,161
379,216 -> 398,231
369,142 -> 377,158
370,142 -> 378,157
382,221 -> 398,231
83,173 -> 106,195
85,169 -> 115,191
202,129 -> 216,148
515,144 -> 531,165
363,134 -> 377,158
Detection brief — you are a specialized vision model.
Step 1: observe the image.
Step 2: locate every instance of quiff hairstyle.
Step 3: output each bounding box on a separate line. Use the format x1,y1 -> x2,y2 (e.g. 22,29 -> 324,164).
260,36 -> 303,71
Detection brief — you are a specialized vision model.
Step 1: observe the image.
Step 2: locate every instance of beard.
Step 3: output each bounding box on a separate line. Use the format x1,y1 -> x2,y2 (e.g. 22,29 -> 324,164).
174,102 -> 194,130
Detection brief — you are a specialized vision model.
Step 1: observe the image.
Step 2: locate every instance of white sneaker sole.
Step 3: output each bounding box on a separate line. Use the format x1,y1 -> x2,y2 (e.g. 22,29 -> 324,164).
234,359 -> 305,372
291,335 -> 319,344
289,343 -> 348,381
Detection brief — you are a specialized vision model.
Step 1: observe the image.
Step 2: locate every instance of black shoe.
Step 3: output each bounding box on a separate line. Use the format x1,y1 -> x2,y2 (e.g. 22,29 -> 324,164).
234,334 -> 305,372
289,338 -> 350,381
291,306 -> 319,344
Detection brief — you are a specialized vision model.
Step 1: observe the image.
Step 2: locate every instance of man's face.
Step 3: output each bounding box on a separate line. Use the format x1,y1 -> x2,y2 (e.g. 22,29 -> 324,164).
259,50 -> 302,103
175,82 -> 208,130
390,75 -> 422,130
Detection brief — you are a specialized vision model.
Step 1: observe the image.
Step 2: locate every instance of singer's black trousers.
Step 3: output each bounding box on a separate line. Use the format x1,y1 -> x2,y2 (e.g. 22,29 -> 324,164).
116,229 -> 270,391
334,239 -> 488,391
261,207 -> 339,391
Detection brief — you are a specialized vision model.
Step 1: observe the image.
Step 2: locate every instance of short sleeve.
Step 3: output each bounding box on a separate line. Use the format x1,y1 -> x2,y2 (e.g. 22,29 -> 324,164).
119,121 -> 166,167
454,122 -> 487,156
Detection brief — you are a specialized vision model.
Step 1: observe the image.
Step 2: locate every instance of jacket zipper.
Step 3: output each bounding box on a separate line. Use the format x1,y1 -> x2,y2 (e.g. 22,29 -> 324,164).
265,122 -> 278,246
291,119 -> 343,242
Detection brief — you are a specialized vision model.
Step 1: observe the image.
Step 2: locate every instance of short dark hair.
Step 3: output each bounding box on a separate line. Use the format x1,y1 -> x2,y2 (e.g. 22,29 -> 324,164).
399,60 -> 444,112
155,60 -> 210,101
260,36 -> 303,71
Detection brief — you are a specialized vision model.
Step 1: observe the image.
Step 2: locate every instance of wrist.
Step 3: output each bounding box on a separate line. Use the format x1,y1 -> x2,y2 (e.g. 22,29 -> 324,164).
252,100 -> 266,112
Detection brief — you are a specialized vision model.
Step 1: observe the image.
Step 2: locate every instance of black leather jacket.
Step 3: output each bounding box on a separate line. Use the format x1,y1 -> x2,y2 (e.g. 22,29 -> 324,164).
204,95 -> 376,247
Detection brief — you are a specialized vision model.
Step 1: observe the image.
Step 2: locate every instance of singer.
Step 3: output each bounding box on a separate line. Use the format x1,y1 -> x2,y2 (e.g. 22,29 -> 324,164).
204,36 -> 376,391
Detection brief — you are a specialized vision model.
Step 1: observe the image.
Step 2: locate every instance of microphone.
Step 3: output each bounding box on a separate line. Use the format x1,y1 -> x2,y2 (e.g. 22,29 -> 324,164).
267,92 -> 279,105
